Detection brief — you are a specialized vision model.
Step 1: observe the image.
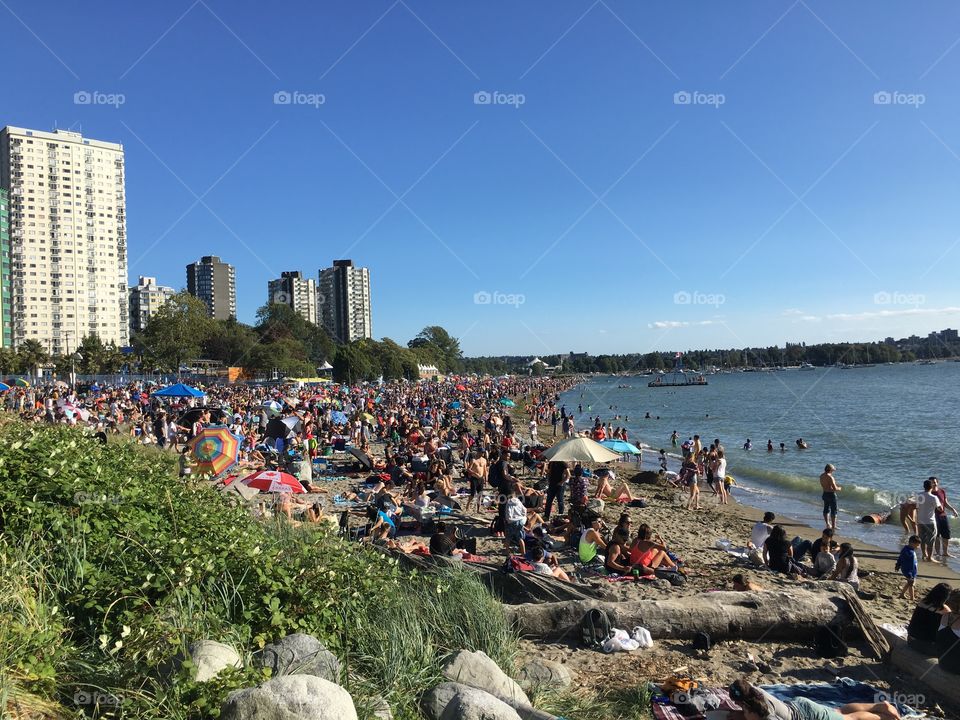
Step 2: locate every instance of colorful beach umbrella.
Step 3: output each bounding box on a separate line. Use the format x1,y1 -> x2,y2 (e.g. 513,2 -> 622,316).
600,439 -> 643,455
14,377 -> 30,388
188,426 -> 242,476
260,400 -> 283,417
0,382 -> 10,392
240,470 -> 305,494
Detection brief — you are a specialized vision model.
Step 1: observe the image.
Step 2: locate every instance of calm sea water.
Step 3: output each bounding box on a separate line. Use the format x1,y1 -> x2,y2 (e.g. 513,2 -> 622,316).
559,363 -> 960,557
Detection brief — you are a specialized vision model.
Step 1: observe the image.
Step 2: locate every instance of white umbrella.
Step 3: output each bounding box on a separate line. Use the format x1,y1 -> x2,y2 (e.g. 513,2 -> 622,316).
540,437 -> 622,463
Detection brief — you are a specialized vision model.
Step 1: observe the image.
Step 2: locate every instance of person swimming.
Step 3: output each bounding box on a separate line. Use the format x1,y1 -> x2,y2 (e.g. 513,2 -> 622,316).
767,439 -> 773,452
796,438 -> 808,449
743,438 -> 752,450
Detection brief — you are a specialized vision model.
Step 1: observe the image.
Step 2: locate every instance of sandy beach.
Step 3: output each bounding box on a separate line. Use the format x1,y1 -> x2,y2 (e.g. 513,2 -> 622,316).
292,413 -> 958,716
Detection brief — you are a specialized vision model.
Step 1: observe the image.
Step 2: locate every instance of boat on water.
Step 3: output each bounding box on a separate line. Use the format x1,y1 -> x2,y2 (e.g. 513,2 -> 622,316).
799,362 -> 816,371
648,355 -> 708,387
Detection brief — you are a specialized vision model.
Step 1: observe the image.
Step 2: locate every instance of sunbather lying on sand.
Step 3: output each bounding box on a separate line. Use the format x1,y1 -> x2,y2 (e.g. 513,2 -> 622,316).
729,678 -> 899,720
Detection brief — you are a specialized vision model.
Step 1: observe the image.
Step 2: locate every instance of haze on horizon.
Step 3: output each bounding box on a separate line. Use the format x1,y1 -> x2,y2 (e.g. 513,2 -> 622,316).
4,0 -> 960,356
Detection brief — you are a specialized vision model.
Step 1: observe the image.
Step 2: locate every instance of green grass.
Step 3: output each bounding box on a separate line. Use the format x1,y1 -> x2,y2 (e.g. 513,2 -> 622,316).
535,684 -> 654,720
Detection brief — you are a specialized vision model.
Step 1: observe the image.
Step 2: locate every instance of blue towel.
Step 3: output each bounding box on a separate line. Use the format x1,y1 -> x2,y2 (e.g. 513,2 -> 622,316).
761,678 -> 917,716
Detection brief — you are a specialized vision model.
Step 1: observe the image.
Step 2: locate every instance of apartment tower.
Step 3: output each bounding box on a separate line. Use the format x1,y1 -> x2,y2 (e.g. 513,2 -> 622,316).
129,275 -> 175,335
267,270 -> 318,325
186,255 -> 236,320
318,259 -> 371,343
0,126 -> 128,351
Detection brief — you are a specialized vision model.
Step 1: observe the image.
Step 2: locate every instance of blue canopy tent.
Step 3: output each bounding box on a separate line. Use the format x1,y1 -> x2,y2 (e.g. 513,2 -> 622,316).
151,383 -> 206,398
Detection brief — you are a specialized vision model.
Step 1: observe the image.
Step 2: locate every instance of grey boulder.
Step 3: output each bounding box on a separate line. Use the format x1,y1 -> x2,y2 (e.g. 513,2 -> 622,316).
255,633 -> 340,682
188,640 -> 242,682
442,650 -> 530,706
516,659 -> 574,691
221,674 -> 356,720
422,683 -> 521,720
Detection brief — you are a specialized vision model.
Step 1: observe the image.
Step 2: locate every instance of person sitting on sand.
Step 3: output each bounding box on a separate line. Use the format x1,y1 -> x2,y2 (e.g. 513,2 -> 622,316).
829,542 -> 860,590
907,582 -> 952,655
605,526 -> 634,575
814,540 -> 839,578
578,513 -> 607,567
750,512 -> 776,549
728,677 -> 899,720
732,573 -> 764,592
629,524 -> 679,572
530,545 -> 571,582
763,525 -> 808,577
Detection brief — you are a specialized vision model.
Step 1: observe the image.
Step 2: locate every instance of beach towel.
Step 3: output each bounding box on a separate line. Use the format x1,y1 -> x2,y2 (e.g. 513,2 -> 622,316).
652,679 -> 924,720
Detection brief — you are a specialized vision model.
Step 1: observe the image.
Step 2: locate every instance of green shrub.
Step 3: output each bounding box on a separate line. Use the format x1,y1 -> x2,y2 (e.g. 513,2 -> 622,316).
0,421 -> 515,719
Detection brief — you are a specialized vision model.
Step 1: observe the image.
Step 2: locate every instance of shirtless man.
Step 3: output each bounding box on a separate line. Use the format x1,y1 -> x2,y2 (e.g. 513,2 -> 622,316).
820,464 -> 841,529
463,450 -> 488,513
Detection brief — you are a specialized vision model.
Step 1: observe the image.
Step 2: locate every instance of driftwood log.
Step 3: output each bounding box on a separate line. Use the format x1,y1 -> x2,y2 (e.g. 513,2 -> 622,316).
503,589 -> 853,642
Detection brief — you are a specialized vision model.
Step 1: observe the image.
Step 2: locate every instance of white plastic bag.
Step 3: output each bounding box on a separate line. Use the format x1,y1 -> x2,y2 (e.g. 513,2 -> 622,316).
631,626 -> 654,648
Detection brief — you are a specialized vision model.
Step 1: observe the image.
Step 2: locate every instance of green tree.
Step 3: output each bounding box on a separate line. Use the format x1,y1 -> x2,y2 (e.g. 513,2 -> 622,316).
333,343 -> 374,384
0,347 -> 16,375
408,326 -> 461,372
139,292 -> 215,372
203,318 -> 260,367
16,339 -> 49,375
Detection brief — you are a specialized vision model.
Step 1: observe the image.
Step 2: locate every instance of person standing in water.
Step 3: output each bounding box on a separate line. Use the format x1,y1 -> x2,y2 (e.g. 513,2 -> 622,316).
820,463 -> 841,530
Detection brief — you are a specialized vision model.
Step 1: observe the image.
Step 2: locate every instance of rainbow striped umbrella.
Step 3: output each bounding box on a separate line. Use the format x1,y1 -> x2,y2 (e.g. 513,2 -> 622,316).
187,426 -> 242,476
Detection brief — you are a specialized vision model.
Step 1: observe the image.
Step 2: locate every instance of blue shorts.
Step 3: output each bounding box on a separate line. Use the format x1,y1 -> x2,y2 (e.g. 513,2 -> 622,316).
822,492 -> 838,517
506,521 -> 525,545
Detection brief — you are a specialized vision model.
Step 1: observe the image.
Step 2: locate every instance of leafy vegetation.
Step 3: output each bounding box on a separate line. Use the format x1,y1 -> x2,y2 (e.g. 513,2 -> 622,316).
0,420 -> 515,719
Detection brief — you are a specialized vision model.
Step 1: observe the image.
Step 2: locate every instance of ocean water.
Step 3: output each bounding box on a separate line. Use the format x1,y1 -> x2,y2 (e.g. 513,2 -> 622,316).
559,363 -> 960,560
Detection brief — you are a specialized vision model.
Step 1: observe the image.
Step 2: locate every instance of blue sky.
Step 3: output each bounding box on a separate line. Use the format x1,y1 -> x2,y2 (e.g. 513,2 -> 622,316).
4,0 -> 960,355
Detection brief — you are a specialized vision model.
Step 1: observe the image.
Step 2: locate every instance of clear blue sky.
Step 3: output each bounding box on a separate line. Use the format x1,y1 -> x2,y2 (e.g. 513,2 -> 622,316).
4,0 -> 960,355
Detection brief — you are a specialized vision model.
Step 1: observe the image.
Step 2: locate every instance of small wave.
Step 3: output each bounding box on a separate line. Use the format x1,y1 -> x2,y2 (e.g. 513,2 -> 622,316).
735,466 -> 897,508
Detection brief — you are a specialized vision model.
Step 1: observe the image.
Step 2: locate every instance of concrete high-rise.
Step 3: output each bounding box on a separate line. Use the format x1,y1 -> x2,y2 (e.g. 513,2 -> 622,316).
129,275 -> 175,335
0,126 -> 128,351
186,255 -> 236,320
268,271 -> 318,325
318,259 -> 371,343
0,188 -> 11,346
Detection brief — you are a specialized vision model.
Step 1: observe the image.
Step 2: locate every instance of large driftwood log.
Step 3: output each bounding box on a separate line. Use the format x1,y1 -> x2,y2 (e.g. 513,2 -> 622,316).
503,590 -> 853,642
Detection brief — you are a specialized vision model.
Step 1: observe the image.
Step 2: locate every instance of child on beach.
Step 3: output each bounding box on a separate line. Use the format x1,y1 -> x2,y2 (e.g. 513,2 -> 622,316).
897,535 -> 921,600
658,449 -> 668,472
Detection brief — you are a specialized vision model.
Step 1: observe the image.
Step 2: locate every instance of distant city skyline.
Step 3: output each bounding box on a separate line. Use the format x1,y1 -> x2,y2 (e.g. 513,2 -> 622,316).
3,2 -> 960,354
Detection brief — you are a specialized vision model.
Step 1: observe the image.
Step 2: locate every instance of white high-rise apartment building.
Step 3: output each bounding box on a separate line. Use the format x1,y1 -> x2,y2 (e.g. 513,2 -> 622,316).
318,259 -> 371,343
129,275 -> 175,336
0,126 -> 128,352
268,271 -> 318,325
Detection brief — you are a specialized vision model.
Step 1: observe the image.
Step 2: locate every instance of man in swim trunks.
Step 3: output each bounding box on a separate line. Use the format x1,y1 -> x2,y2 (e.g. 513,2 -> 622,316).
820,464 -> 841,530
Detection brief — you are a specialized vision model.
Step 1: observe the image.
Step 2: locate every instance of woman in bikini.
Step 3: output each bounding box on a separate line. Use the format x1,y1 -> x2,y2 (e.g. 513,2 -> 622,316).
629,524 -> 679,572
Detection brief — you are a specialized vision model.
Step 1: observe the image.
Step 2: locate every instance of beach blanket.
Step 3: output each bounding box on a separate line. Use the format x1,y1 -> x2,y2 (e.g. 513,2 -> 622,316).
651,679 -> 923,720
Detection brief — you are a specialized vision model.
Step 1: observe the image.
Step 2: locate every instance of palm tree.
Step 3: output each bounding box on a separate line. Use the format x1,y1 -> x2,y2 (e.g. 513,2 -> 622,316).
16,339 -> 49,377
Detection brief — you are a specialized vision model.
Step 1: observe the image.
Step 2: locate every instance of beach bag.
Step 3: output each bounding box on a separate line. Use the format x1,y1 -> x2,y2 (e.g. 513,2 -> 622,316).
580,608 -> 612,650
814,624 -> 848,658
692,632 -> 711,651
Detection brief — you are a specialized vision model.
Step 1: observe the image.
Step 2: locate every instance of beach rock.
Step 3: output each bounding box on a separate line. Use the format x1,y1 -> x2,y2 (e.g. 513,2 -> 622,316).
442,650 -> 530,706
255,633 -> 340,682
423,683 -> 521,720
517,659 -> 573,690
369,695 -> 393,720
188,640 -> 242,682
652,579 -> 673,590
221,674 -> 356,720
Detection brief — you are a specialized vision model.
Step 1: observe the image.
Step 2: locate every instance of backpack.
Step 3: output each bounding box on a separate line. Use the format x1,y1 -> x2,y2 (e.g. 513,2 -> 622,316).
580,608 -> 612,650
692,632 -> 711,651
504,555 -> 535,574
814,624 -> 848,658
